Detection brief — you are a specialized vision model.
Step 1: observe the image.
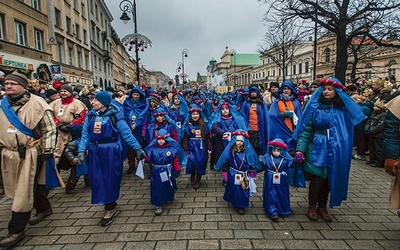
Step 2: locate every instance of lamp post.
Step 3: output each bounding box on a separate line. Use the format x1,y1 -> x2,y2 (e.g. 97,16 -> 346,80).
119,0 -> 152,86
230,49 -> 237,89
175,62 -> 182,87
181,49 -> 189,89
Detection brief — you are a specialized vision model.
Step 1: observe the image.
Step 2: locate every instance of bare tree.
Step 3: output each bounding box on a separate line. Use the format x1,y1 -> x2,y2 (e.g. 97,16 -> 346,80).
258,0 -> 400,84
259,13 -> 313,81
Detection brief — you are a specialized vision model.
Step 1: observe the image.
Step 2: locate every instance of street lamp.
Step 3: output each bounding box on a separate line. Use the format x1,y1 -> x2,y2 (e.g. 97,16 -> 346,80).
181,49 -> 189,89
119,0 -> 152,86
230,49 -> 237,89
175,62 -> 182,86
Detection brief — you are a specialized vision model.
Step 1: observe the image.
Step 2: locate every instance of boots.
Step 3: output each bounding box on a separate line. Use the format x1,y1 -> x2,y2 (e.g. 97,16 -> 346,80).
317,206 -> 332,222
307,205 -> 318,221
190,171 -> 196,184
194,174 -> 202,189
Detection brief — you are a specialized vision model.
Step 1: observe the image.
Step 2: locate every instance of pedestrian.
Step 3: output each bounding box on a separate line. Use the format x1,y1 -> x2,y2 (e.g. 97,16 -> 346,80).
181,104 -> 212,189
215,130 -> 261,215
260,139 -> 293,221
382,93 -> 400,217
293,77 -> 365,222
364,100 -> 387,168
144,129 -> 186,215
78,91 -> 145,226
0,72 -> 57,247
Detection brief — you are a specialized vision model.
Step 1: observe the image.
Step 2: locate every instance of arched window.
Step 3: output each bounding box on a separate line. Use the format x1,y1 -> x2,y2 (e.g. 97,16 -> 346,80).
388,59 -> 397,67
325,48 -> 331,62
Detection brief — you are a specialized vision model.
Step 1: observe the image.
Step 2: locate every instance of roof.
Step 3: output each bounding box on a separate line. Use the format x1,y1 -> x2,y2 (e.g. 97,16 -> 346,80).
231,54 -> 260,66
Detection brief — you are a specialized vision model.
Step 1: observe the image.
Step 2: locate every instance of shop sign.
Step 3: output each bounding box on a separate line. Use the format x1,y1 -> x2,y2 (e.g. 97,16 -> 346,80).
0,57 -> 34,70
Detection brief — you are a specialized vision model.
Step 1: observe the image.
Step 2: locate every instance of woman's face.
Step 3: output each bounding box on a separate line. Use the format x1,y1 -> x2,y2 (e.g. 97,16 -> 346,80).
235,140 -> 244,148
131,92 -> 140,101
322,85 -> 336,99
221,107 -> 230,116
91,98 -> 105,111
155,115 -> 165,123
157,138 -> 166,146
191,111 -> 200,121
282,86 -> 292,95
173,96 -> 181,105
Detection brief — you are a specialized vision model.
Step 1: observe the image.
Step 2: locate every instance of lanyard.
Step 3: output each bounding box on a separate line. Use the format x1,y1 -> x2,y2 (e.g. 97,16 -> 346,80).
233,150 -> 246,171
271,155 -> 284,173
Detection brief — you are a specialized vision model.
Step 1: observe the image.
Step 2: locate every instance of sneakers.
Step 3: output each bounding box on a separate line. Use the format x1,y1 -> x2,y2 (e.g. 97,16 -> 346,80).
270,213 -> 279,221
29,208 -> 53,225
317,207 -> 333,222
237,208 -> 246,215
100,209 -> 116,227
307,206 -> 318,221
155,206 -> 163,216
0,231 -> 25,247
353,154 -> 366,160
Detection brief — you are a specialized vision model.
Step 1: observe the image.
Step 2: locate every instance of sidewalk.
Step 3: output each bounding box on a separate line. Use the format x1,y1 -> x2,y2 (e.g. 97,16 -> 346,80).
0,159 -> 399,249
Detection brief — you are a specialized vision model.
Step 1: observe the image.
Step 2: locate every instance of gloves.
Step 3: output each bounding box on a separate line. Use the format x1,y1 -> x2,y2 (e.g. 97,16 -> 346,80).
384,158 -> 399,177
283,111 -> 293,118
136,149 -> 146,160
78,152 -> 85,164
41,153 -> 53,161
71,158 -> 79,165
173,171 -> 181,178
58,124 -> 69,132
221,172 -> 228,182
294,151 -> 305,163
248,169 -> 257,178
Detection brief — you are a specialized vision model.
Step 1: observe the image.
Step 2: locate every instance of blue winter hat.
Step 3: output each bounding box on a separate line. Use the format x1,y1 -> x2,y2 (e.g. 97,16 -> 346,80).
95,91 -> 112,107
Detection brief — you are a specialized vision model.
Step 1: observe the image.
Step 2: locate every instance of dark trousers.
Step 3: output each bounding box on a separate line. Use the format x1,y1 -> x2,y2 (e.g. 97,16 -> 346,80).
368,135 -> 384,167
308,174 -> 329,208
8,211 -> 31,234
33,158 -> 51,213
127,147 -> 136,168
248,130 -> 260,155
105,202 -> 117,211
354,129 -> 367,155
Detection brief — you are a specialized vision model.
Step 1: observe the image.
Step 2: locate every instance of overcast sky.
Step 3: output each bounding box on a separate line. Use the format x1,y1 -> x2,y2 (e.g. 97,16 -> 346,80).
104,0 -> 268,82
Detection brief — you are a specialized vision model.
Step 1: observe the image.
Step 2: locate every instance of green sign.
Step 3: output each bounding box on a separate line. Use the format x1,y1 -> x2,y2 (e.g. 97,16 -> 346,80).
3,59 -> 28,69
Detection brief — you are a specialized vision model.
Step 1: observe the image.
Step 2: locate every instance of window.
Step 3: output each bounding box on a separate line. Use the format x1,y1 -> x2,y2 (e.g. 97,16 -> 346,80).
0,14 -> 5,40
66,17 -> 71,34
77,51 -> 82,68
388,59 -> 397,67
68,46 -> 74,66
31,0 -> 41,11
81,3 -> 85,17
34,29 -> 43,50
90,0 -> 93,14
73,0 -> 77,9
388,68 -> 396,76
14,21 -> 26,45
96,29 -> 100,45
83,29 -> 87,43
75,23 -> 80,39
95,4 -> 98,20
57,42 -> 64,62
298,63 -> 302,74
93,55 -> 97,69
55,8 -> 61,27
305,61 -> 309,73
98,57 -> 101,70
325,48 -> 331,62
100,12 -> 103,27
273,69 -> 276,76
293,65 -> 296,75
85,54 -> 89,70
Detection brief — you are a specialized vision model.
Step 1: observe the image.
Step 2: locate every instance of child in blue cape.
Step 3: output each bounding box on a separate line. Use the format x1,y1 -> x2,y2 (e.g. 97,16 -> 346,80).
260,139 -> 293,221
215,130 -> 261,215
144,129 -> 186,215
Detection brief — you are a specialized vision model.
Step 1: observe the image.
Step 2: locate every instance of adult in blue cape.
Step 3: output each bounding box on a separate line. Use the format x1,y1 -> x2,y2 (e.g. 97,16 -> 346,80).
120,86 -> 147,174
240,85 -> 269,155
215,130 -> 261,215
260,139 -> 294,221
210,101 -> 250,169
78,91 -> 145,227
0,72 -> 57,247
268,80 -> 302,153
181,104 -> 213,189
293,77 -> 365,222
144,129 -> 187,215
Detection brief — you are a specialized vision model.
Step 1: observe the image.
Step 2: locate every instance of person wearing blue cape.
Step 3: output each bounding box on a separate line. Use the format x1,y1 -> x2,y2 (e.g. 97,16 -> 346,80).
267,80 -> 302,154
210,101 -> 250,171
168,92 -> 188,131
78,91 -> 145,227
215,130 -> 261,215
120,86 -> 147,174
293,78 -> 365,222
145,107 -> 179,145
181,104 -> 212,189
260,139 -> 293,221
144,129 -> 187,215
0,72 -> 57,247
240,85 -> 269,155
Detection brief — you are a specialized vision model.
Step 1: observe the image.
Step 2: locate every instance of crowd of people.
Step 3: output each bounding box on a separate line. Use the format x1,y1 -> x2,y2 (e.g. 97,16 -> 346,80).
0,69 -> 399,247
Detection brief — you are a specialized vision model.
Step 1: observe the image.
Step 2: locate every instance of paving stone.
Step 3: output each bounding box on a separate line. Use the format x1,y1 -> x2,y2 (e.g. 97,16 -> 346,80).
116,232 -> 147,242
179,214 -> 205,222
31,245 -> 63,250
58,244 -> 95,250
291,230 -> 324,239
376,240 -> 400,249
350,230 -> 385,239
220,239 -> 253,249
24,235 -> 60,245
283,240 -> 318,249
245,221 -> 274,230
191,221 -> 218,230
85,233 -> 118,243
188,239 -> 220,249
314,239 -> 351,249
55,234 -> 89,244
345,239 -> 384,249
261,230 -> 293,239
319,230 -> 355,239
92,242 -> 126,250
251,239 -> 286,249
155,240 -> 188,249
146,231 -> 176,240
176,230 -> 205,240
204,229 -> 234,239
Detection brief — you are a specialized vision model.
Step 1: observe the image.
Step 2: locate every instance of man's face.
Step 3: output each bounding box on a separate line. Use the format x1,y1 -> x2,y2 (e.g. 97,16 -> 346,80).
282,86 -> 292,95
250,91 -> 258,98
4,80 -> 25,98
270,86 -> 279,93
59,89 -> 72,99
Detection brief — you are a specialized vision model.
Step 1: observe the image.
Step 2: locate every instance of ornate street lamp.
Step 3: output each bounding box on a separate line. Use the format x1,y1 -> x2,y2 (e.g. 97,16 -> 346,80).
119,0 -> 152,86
181,49 -> 189,89
230,49 -> 237,89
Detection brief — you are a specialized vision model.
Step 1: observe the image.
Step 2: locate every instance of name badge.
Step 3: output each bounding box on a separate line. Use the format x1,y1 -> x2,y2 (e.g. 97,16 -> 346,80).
58,108 -> 64,116
273,173 -> 281,184
7,124 -> 18,134
234,174 -> 242,185
195,129 -> 201,138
